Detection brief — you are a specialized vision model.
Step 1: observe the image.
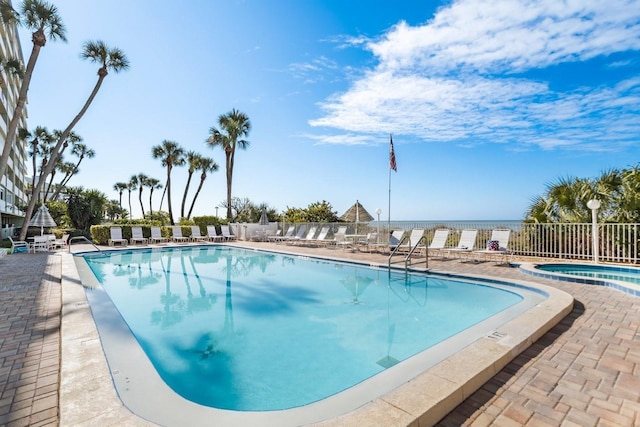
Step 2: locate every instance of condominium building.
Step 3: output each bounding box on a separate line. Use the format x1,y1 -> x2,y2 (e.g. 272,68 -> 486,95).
0,8 -> 28,240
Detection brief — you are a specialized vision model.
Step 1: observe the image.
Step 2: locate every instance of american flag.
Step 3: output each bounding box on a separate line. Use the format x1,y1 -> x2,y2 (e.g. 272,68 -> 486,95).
389,135 -> 397,172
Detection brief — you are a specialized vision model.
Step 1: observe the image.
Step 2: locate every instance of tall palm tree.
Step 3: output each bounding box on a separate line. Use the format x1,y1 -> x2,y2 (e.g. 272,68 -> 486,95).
206,108 -> 251,219
151,140 -> 185,225
136,173 -> 149,218
181,151 -> 202,219
146,177 -> 162,217
186,157 -> 218,219
127,175 -> 138,219
20,40 -> 129,240
113,182 -> 128,209
0,0 -> 67,181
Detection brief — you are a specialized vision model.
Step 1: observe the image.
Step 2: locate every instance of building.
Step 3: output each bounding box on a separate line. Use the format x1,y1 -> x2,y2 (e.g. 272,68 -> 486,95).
0,5 -> 28,240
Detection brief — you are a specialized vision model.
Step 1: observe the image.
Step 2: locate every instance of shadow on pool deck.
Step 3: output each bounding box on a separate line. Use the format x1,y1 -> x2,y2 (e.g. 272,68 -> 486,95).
1,242 -> 639,426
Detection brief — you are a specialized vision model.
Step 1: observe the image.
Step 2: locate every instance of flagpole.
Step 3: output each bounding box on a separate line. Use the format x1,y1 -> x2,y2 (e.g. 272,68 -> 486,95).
387,134 -> 396,238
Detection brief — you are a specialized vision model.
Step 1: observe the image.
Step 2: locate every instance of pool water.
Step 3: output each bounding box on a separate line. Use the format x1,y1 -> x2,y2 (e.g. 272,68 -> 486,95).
529,263 -> 640,297
536,263 -> 640,285
82,246 -> 526,411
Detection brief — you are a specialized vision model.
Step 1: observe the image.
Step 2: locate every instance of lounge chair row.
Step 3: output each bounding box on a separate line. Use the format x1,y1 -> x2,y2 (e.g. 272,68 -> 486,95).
389,228 -> 512,264
108,225 -> 237,247
264,226 -> 512,263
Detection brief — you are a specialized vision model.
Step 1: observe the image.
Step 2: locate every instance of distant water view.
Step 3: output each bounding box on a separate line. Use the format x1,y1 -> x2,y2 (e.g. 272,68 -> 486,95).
376,220 -> 523,231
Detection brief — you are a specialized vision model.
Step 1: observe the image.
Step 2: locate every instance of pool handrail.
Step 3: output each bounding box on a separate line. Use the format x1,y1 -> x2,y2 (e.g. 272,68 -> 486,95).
68,236 -> 103,252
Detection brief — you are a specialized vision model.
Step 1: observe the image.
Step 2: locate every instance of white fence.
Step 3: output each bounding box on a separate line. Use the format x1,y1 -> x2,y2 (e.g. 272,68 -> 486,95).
270,221 -> 640,264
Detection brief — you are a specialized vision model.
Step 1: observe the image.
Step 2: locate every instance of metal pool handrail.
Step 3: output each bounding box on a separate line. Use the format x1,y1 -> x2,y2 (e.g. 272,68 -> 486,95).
68,236 -> 103,252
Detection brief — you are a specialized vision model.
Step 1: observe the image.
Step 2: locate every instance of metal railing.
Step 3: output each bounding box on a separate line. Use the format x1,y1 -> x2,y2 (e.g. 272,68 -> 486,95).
273,221 -> 640,264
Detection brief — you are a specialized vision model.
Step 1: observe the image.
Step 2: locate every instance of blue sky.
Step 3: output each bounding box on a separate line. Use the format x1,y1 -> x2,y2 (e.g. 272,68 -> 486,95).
18,0 -> 640,221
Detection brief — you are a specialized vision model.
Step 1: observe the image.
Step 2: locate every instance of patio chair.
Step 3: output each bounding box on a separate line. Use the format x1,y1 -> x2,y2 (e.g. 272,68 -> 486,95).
471,229 -> 511,264
323,226 -> 348,248
205,225 -> 225,242
190,226 -> 208,242
31,235 -> 51,252
291,226 -> 317,245
396,229 -> 425,253
52,234 -> 70,249
130,227 -> 148,245
108,227 -> 128,246
171,226 -> 190,243
269,226 -> 294,243
8,236 -> 29,253
443,229 -> 478,260
280,225 -> 306,244
149,226 -> 169,244
220,225 -> 237,241
309,226 -> 332,246
423,229 -> 449,257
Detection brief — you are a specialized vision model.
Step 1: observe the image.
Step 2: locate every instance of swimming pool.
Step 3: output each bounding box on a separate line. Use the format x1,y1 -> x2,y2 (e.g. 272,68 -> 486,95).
70,246 -> 573,426
520,262 -> 640,297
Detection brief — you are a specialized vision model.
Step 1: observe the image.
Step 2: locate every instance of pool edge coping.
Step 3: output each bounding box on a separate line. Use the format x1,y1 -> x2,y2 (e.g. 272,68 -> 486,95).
59,247 -> 574,427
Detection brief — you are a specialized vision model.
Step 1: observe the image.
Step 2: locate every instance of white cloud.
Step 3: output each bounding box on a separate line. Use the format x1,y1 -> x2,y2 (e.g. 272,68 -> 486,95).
309,0 -> 640,151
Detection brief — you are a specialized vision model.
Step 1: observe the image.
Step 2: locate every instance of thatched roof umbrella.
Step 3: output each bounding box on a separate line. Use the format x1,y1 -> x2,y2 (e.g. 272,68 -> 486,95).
340,200 -> 374,233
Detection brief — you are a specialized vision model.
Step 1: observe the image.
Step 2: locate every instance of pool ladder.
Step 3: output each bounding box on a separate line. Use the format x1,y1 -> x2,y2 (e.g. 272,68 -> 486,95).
68,236 -> 103,253
388,235 -> 429,271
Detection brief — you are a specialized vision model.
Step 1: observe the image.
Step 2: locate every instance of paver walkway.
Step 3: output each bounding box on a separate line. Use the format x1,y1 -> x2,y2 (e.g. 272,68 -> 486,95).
0,243 -> 639,426
0,253 -> 60,427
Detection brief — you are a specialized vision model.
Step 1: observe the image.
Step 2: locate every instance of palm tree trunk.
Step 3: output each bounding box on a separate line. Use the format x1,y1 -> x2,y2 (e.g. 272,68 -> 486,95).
167,167 -> 174,225
181,172 -> 194,219
159,184 -> 167,212
138,187 -> 145,218
149,188 -> 154,216
187,176 -> 206,219
128,190 -> 133,220
20,74 -> 106,240
226,153 -> 233,219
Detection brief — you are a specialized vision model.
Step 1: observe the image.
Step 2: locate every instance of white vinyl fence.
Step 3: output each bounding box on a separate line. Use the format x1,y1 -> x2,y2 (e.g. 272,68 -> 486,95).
270,221 -> 640,264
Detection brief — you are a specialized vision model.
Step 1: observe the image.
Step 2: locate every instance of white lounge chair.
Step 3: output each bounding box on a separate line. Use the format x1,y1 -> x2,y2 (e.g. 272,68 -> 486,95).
221,225 -> 236,241
9,236 -> 29,253
443,229 -> 478,260
171,226 -> 190,243
291,226 -> 317,245
190,226 -> 208,242
472,229 -> 511,264
396,229 -> 425,252
149,226 -> 169,244
308,226 -> 332,246
281,225 -> 306,244
270,226 -> 294,243
52,233 -> 70,249
205,225 -> 225,242
130,227 -> 148,245
108,227 -> 128,246
423,229 -> 449,256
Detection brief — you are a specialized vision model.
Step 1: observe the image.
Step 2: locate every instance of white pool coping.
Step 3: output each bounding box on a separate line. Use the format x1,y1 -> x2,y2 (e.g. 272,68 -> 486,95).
60,249 -> 574,426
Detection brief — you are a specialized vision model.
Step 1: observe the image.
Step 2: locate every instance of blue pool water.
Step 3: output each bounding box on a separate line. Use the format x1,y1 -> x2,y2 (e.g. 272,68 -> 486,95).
532,263 -> 640,296
82,246 -> 526,411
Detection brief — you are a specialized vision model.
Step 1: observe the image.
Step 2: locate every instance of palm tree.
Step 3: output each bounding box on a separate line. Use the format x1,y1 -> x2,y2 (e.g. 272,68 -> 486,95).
113,182 -> 128,209
0,0 -> 67,181
146,177 -> 162,217
186,157 -> 219,219
127,175 -> 138,219
181,151 -> 202,219
136,173 -> 149,218
151,140 -> 185,225
20,40 -> 129,240
51,141 -> 95,200
206,108 -> 251,219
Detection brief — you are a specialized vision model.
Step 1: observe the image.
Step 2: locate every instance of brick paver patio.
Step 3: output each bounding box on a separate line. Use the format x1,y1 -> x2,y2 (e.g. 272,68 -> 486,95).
0,243 -> 638,426
0,253 -> 60,427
